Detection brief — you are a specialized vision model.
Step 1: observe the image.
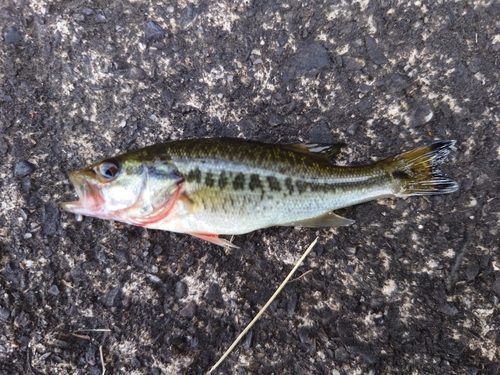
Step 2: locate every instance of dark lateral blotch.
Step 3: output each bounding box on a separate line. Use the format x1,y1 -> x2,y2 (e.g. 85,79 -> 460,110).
233,173 -> 245,190
296,180 -> 307,194
218,171 -> 228,188
267,176 -> 281,191
187,168 -> 202,183
249,174 -> 263,191
285,177 -> 294,194
205,172 -> 215,187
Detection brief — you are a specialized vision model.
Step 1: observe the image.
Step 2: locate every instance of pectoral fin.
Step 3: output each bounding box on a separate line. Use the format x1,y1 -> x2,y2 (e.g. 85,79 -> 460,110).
281,212 -> 354,228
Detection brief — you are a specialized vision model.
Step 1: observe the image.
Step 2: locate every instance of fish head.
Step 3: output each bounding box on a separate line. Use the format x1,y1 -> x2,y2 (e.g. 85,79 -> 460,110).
61,155 -> 182,224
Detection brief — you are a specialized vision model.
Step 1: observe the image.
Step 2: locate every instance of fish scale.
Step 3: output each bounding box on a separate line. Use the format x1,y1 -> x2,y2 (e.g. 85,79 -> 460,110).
62,138 -> 458,247
157,155 -> 394,232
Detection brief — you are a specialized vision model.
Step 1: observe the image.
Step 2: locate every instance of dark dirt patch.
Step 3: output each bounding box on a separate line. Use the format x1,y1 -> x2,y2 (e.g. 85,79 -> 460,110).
1,1 -> 499,374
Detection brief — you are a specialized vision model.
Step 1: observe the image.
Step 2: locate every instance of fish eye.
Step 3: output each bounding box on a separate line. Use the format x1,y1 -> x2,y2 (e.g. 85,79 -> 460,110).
96,160 -> 120,180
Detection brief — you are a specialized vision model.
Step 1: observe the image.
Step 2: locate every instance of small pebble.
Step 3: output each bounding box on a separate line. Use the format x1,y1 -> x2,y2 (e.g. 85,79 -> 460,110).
127,67 -> 146,80
341,55 -> 365,70
0,308 -> 11,321
335,347 -> 349,361
145,20 -> 165,41
365,35 -> 388,65
267,114 -> 284,126
73,13 -> 85,22
88,366 -> 101,375
4,26 -> 22,44
485,363 -> 500,375
346,122 -> 358,135
175,281 -> 187,298
492,278 -> 500,298
179,301 -> 196,318
29,222 -> 40,232
437,303 -> 458,316
49,285 -> 60,296
82,7 -> 94,15
148,274 -> 160,283
94,11 -> 106,23
359,83 -> 373,93
99,287 -> 121,307
466,263 -> 480,281
14,160 -> 36,177
204,283 -> 224,303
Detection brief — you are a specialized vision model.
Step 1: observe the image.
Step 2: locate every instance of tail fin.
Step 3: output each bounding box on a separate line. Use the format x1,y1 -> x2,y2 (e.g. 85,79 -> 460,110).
387,140 -> 458,197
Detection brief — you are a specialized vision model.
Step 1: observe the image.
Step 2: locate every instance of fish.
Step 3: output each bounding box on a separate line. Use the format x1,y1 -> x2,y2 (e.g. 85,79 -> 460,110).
61,138 -> 458,247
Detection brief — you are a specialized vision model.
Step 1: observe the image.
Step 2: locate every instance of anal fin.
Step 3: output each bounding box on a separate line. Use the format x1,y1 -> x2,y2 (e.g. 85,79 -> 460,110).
190,233 -> 239,248
281,212 -> 355,228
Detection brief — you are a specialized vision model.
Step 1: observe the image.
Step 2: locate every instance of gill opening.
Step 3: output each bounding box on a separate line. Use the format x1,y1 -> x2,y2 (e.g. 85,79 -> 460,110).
108,163 -> 151,220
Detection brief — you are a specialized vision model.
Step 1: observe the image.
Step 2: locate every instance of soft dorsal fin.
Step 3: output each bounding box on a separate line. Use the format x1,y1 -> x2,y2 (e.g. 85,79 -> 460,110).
282,143 -> 346,162
279,212 -> 354,228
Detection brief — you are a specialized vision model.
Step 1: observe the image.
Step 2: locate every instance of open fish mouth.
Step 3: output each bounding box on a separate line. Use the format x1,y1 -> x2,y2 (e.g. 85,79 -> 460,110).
61,172 -> 103,215
60,199 -> 84,212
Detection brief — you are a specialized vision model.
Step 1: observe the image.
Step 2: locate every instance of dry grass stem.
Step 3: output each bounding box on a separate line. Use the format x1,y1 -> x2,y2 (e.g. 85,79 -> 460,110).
208,237 -> 318,374
100,345 -> 106,375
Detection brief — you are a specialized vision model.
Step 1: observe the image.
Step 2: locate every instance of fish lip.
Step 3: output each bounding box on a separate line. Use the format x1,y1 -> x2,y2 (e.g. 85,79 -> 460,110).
61,172 -> 98,214
60,200 -> 83,212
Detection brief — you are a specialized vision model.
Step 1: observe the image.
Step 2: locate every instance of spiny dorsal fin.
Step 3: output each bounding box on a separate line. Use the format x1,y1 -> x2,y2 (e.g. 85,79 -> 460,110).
280,212 -> 354,228
282,143 -> 346,162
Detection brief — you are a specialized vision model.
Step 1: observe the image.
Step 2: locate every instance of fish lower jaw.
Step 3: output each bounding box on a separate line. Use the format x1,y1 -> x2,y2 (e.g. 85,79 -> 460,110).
60,200 -> 84,214
61,200 -> 109,218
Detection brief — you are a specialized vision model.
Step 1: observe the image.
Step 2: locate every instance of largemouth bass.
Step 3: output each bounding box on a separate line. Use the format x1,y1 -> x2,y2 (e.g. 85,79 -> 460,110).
61,138 -> 458,247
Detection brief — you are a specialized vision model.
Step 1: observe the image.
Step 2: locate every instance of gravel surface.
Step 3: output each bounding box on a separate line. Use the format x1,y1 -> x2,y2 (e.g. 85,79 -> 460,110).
1,1 -> 499,374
